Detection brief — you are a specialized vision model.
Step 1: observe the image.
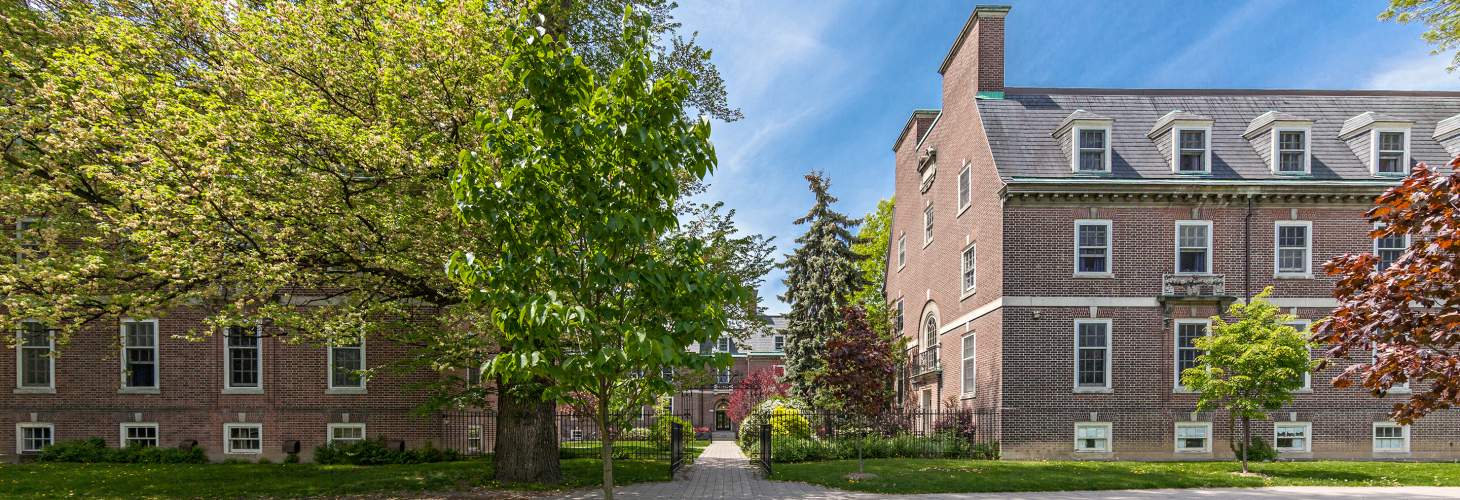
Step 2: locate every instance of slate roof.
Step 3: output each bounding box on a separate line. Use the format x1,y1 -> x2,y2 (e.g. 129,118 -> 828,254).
977,89 -> 1460,181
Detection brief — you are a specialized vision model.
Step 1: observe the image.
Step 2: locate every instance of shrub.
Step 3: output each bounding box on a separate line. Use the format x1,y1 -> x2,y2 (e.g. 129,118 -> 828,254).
932,405 -> 979,442
765,433 -> 998,463
37,438 -> 206,464
283,453 -> 300,464
313,439 -> 462,465
770,406 -> 811,440
738,397 -> 810,451
620,427 -> 651,441
1233,435 -> 1278,463
650,415 -> 692,448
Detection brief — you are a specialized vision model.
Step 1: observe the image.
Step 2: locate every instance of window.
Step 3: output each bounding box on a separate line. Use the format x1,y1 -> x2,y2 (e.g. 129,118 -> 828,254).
1074,422 -> 1111,452
923,204 -> 934,246
1375,229 -> 1408,271
224,325 -> 261,391
1288,320 -> 1312,390
224,423 -> 262,454
961,333 -> 976,397
17,321 -> 53,391
897,234 -> 906,269
661,367 -> 673,382
466,365 -> 482,386
1174,320 -> 1207,391
1372,350 -> 1410,392
1074,220 -> 1112,275
716,337 -> 731,353
17,423 -> 53,453
772,335 -> 785,352
328,335 -> 365,391
1175,221 -> 1212,274
121,319 -> 159,390
1374,130 -> 1409,175
14,217 -> 42,262
958,162 -> 972,211
328,423 -> 366,444
1274,222 -> 1311,276
1074,320 -> 1110,391
1176,128 -> 1209,173
1275,422 -> 1311,452
893,299 -> 904,337
1075,128 -> 1110,172
1275,129 -> 1309,173
922,312 -> 939,351
121,423 -> 158,448
1174,422 -> 1211,453
1373,423 -> 1408,453
960,244 -> 976,294
717,368 -> 732,384
467,426 -> 483,452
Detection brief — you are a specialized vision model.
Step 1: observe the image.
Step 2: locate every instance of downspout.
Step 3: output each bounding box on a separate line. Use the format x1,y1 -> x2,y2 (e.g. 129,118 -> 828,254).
1244,195 -> 1253,301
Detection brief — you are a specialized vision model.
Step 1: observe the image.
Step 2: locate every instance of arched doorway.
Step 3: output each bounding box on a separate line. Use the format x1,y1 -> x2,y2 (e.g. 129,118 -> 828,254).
714,400 -> 730,431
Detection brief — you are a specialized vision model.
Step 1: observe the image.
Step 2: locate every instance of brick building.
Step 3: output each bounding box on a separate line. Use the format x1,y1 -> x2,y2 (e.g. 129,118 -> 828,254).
671,316 -> 786,436
887,5 -> 1460,460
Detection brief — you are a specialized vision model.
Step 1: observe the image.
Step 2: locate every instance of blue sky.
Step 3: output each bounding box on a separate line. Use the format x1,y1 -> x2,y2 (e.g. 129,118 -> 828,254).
675,0 -> 1460,315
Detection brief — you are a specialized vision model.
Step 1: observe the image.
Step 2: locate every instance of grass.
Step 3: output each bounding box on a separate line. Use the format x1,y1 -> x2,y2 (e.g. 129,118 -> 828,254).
772,458 -> 1460,494
0,454 -> 697,499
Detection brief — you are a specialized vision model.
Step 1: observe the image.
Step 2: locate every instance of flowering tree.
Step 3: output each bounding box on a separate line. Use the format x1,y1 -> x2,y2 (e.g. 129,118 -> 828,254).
1315,158 -> 1460,423
727,367 -> 787,424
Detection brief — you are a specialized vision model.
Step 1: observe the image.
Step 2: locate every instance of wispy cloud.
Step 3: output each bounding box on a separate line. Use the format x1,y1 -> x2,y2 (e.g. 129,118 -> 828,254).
1146,0 -> 1285,85
1366,52 -> 1460,91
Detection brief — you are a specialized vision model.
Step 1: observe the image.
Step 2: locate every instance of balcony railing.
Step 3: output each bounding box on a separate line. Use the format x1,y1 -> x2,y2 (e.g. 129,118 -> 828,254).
913,347 -> 940,377
1162,274 -> 1227,298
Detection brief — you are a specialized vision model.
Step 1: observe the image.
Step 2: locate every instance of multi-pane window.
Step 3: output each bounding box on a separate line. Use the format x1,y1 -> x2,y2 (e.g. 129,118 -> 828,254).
328,424 -> 365,444
1277,130 -> 1308,173
897,234 -> 906,268
466,426 -> 483,452
1077,128 -> 1108,172
961,245 -> 976,294
466,365 -> 482,386
18,424 -> 53,453
958,163 -> 972,210
718,368 -> 732,384
1375,230 -> 1408,271
1075,320 -> 1110,390
225,326 -> 260,390
961,333 -> 976,397
773,335 -> 785,352
1275,422 -> 1311,452
1174,422 -> 1211,453
1376,131 -> 1408,175
328,335 -> 365,390
661,367 -> 674,382
923,204 -> 934,245
18,321 -> 53,390
122,424 -> 158,448
1372,350 -> 1410,392
894,299 -> 904,336
1075,221 -> 1111,275
1275,222 -> 1311,275
1177,129 -> 1208,172
122,319 -> 158,389
923,313 -> 938,351
1175,321 -> 1206,391
716,337 -> 732,353
14,217 -> 43,262
1074,423 -> 1111,452
1373,423 -> 1408,452
224,424 -> 262,454
1176,222 -> 1211,274
1287,321 -> 1312,390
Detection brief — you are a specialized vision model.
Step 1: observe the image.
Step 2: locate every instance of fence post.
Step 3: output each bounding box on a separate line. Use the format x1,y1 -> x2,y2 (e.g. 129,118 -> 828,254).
759,423 -> 772,477
669,421 -> 684,477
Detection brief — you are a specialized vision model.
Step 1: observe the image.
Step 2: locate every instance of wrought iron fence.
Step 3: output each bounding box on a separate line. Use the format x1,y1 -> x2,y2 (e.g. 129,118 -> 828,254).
745,408 -> 1000,465
440,410 -> 691,469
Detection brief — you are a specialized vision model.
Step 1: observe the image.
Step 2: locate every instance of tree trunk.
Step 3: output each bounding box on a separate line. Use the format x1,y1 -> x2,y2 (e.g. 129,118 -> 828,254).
493,379 -> 561,484
599,395 -> 615,500
1240,415 -> 1251,474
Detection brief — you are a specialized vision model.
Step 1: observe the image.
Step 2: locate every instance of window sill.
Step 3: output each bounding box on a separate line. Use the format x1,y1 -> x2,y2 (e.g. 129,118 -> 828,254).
1292,388 -> 1313,394
1073,388 -> 1112,394
1174,449 -> 1212,454
960,393 -> 976,400
922,239 -> 933,249
897,263 -> 906,272
1373,451 -> 1411,456
119,387 -> 160,395
1273,171 -> 1312,177
1172,170 -> 1213,176
1387,388 -> 1413,395
13,387 -> 55,395
1073,272 -> 1113,279
326,388 -> 367,395
958,204 -> 971,217
960,289 -> 976,302
1278,450 -> 1312,457
1274,273 -> 1313,280
225,451 -> 262,455
222,387 -> 265,395
1073,450 -> 1112,455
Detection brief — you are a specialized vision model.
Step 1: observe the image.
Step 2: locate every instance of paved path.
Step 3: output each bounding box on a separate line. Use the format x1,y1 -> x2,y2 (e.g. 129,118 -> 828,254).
553,441 -> 1460,499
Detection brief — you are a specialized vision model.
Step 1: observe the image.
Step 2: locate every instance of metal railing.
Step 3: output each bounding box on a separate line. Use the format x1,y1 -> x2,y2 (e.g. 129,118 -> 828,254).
914,347 -> 941,376
441,409 -> 690,474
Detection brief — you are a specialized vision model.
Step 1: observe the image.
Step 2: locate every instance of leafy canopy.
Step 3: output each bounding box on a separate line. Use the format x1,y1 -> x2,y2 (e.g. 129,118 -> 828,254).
1383,0 -> 1460,73
851,197 -> 895,332
1182,288 -> 1315,419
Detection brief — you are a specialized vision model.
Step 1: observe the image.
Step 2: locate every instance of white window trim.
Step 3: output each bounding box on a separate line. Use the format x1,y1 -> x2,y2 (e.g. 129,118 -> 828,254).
1274,421 -> 1312,453
1071,125 -> 1113,173
1073,219 -> 1113,278
897,233 -> 907,271
1073,318 -> 1112,393
326,334 -> 367,394
466,425 -> 484,452
922,311 -> 940,351
16,422 -> 54,454
1174,421 -> 1213,453
893,298 -> 905,337
960,332 -> 976,399
1288,320 -> 1313,392
1372,350 -> 1411,393
922,203 -> 934,248
1370,128 -> 1411,177
15,321 -> 55,394
960,243 -> 977,297
327,423 -> 366,444
1273,220 -> 1313,278
1372,422 -> 1410,453
1372,225 -> 1410,271
957,160 -> 972,215
119,318 -> 161,393
223,423 -> 263,454
772,335 -> 785,352
1173,220 -> 1214,275
222,324 -> 264,394
1271,127 -> 1312,175
1173,319 -> 1210,393
119,422 -> 159,448
1171,126 -> 1212,174
1074,422 -> 1112,453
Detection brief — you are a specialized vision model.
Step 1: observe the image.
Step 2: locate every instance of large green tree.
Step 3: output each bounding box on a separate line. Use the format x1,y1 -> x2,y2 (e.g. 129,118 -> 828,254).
779,173 -> 866,403
851,197 -> 894,332
448,8 -> 751,498
0,0 -> 747,483
1383,0 -> 1460,73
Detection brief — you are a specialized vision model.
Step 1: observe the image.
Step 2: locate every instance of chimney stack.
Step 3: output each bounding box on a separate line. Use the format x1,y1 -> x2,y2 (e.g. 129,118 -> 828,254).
938,5 -> 1009,100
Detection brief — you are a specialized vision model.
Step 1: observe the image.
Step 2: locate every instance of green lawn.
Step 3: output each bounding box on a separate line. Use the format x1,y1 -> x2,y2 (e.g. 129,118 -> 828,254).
0,457 -> 682,499
773,459 -> 1460,494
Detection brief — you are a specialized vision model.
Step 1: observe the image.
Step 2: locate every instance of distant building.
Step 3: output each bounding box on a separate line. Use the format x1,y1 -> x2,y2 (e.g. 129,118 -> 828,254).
670,316 -> 786,436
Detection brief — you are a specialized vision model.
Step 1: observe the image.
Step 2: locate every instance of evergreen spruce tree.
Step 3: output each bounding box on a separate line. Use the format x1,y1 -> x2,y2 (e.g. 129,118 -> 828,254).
779,173 -> 866,403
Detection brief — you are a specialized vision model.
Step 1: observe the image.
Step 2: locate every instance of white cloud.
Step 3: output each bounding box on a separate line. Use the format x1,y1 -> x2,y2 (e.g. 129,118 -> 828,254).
1366,53 -> 1460,91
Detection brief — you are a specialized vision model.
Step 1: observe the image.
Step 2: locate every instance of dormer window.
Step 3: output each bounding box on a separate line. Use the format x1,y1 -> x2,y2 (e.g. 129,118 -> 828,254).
1276,129 -> 1308,173
1338,112 -> 1412,177
1244,111 -> 1313,175
1077,129 -> 1109,172
1148,110 -> 1212,175
1176,129 -> 1208,173
1052,110 -> 1113,174
1375,130 -> 1409,176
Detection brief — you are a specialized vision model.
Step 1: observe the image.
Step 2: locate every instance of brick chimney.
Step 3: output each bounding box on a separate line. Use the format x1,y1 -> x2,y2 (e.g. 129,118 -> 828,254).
938,5 -> 1009,100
